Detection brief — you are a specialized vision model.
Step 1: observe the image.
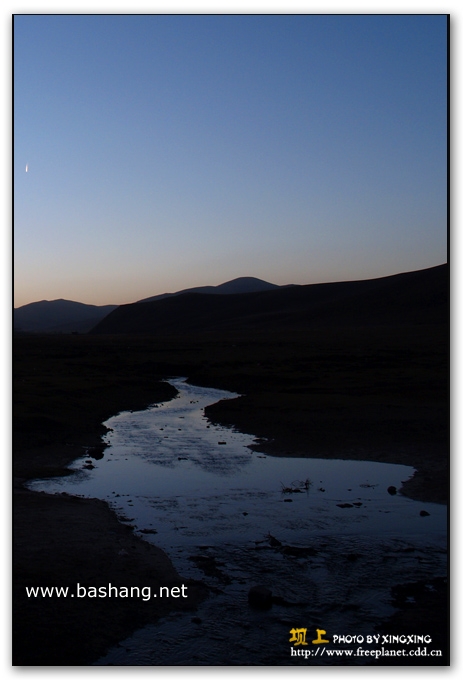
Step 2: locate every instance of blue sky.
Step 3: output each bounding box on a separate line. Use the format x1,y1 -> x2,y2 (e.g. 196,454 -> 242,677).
13,13 -> 448,307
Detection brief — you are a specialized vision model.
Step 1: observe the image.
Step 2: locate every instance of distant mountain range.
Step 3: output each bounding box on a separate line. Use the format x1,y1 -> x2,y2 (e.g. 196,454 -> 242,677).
13,300 -> 118,334
14,267 -> 448,336
91,264 -> 448,337
13,277 -> 283,333
137,276 -> 283,303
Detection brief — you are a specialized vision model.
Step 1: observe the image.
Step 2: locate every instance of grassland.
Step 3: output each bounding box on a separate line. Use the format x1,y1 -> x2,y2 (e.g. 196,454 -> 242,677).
13,324 -> 448,664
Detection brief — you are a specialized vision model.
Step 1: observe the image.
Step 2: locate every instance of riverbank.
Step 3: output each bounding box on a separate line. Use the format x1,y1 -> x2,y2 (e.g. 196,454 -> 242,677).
13,343 -> 209,665
13,486 -> 208,665
13,330 -> 448,664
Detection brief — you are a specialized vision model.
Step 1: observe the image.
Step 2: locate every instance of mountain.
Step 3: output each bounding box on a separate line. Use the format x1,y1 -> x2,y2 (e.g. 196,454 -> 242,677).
14,299 -> 118,334
136,277 -> 282,303
13,278 -> 283,333
90,264 -> 448,337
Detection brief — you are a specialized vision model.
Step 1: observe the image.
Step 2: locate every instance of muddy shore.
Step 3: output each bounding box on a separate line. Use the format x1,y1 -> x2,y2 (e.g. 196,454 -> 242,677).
13,330 -> 448,665
13,486 -> 208,665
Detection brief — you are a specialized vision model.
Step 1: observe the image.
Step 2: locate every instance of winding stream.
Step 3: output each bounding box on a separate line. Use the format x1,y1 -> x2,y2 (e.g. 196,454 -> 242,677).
28,378 -> 447,665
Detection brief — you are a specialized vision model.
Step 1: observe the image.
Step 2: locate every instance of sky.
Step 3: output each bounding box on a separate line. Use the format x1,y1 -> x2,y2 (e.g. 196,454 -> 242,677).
13,12 -> 448,307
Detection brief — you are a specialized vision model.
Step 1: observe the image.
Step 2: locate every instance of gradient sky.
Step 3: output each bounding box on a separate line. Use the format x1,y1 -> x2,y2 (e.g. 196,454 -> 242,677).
13,13 -> 448,307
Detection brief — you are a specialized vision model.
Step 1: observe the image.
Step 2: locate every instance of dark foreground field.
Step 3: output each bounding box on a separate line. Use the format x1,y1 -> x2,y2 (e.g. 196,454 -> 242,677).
13,321 -> 448,665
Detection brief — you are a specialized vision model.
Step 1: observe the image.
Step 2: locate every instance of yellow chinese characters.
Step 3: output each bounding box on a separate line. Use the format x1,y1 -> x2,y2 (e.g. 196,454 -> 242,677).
312,628 -> 330,644
289,628 -> 308,646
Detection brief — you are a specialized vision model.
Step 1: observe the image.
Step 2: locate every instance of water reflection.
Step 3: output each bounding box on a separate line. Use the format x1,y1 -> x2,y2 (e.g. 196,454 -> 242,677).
28,377 -> 447,666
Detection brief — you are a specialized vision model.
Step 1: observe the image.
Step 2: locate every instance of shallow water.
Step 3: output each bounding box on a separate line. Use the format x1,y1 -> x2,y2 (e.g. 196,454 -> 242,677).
29,378 -> 447,666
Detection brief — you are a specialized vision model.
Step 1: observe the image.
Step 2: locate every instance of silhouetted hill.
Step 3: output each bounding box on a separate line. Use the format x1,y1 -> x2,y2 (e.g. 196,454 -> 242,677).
136,276 -> 282,303
14,300 -> 118,334
91,264 -> 448,337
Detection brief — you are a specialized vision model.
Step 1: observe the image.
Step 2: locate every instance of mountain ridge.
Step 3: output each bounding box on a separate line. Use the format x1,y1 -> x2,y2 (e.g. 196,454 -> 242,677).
14,299 -> 118,334
136,276 -> 283,303
91,264 -> 448,337
14,277 -> 284,333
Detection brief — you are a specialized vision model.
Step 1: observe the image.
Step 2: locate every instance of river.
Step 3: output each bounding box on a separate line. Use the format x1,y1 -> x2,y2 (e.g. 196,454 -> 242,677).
28,378 -> 447,665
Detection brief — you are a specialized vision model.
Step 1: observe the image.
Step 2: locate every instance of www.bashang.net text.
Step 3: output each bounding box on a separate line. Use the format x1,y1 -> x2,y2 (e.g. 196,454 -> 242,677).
25,583 -> 188,602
